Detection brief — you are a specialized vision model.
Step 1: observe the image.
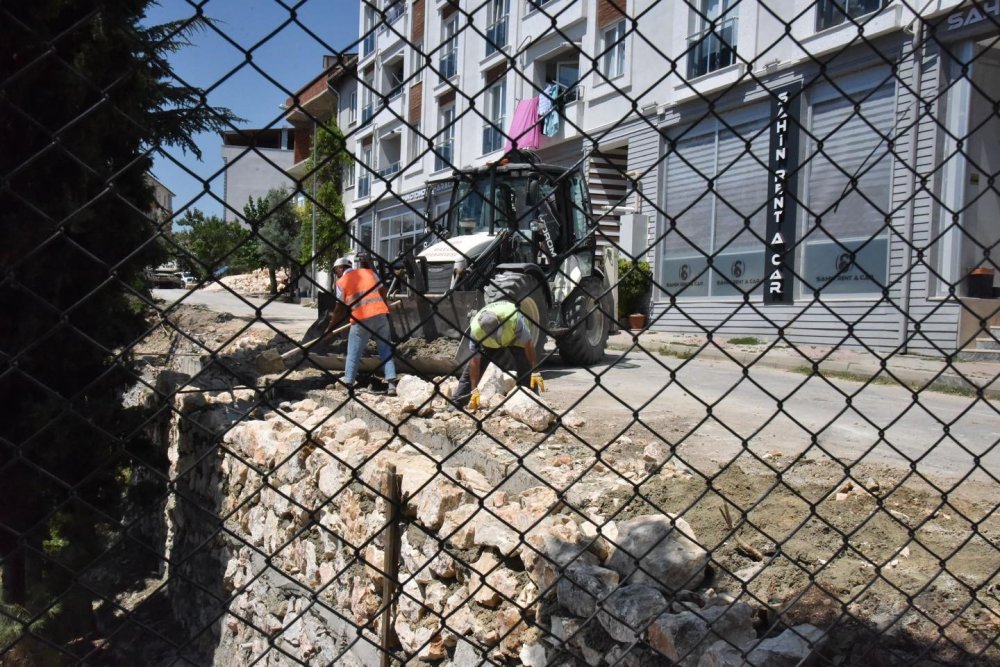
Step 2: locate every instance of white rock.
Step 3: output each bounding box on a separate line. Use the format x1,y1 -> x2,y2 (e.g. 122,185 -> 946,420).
474,514 -> 521,556
521,516 -> 597,590
416,479 -> 467,530
317,462 -> 347,498
396,374 -> 436,415
440,504 -> 478,549
501,388 -> 556,432
452,466 -> 492,495
520,643 -> 548,667
333,418 -> 369,444
605,514 -> 708,593
478,363 -> 518,402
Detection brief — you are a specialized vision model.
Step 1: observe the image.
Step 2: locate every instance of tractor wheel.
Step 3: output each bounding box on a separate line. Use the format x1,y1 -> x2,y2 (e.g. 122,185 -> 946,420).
484,271 -> 548,360
557,276 -> 612,366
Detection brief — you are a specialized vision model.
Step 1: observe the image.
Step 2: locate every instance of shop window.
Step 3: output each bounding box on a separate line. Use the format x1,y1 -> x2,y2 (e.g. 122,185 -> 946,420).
799,82 -> 894,295
660,116 -> 769,298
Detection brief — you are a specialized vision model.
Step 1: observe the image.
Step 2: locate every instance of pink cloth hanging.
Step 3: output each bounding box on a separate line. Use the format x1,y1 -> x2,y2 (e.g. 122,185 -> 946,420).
504,96 -> 542,151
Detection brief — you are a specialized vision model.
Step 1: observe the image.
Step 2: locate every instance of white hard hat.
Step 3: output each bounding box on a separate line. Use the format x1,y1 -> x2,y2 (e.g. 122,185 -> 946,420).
333,256 -> 352,269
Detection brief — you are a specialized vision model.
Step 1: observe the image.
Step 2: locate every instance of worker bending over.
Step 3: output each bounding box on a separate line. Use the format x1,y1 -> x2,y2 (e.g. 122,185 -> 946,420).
325,254 -> 397,396
454,300 -> 544,410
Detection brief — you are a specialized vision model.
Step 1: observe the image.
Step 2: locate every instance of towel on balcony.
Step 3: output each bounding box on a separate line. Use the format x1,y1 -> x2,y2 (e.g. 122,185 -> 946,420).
541,82 -> 561,137
504,96 -> 542,151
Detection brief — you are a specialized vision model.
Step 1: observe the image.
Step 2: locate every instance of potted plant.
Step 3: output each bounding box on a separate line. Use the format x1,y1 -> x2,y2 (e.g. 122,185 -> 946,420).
618,258 -> 652,330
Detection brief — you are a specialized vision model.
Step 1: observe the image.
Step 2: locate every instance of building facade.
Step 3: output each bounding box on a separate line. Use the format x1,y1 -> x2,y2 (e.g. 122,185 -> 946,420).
349,0 -> 999,354
284,54 -> 360,291
221,128 -> 297,223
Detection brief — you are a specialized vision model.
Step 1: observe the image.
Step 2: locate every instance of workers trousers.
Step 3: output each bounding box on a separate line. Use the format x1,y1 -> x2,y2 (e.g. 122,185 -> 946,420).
343,314 -> 397,385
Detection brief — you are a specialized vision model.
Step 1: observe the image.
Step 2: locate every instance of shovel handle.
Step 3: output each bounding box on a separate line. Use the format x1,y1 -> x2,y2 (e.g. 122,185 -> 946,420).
282,299 -> 402,361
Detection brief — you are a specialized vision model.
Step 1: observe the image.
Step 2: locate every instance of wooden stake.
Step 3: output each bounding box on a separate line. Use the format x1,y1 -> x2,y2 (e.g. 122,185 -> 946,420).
380,464 -> 402,667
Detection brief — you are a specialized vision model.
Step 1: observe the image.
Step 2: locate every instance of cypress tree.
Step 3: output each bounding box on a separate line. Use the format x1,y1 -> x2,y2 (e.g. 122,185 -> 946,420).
0,1 -> 233,654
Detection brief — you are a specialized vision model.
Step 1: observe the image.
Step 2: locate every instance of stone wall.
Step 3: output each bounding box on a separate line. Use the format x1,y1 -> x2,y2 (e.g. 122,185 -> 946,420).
157,370 -> 824,666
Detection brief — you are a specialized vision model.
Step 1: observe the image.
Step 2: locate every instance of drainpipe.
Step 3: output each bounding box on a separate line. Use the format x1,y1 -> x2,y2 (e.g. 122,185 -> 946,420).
311,120 -> 318,297
897,11 -> 926,353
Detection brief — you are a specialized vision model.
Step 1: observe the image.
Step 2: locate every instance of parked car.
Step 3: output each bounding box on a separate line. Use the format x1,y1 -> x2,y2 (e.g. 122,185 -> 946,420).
147,270 -> 183,288
177,272 -> 197,289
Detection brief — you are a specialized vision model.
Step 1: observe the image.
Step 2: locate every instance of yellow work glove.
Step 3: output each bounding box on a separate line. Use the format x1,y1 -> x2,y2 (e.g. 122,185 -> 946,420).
467,390 -> 481,410
530,373 -> 545,393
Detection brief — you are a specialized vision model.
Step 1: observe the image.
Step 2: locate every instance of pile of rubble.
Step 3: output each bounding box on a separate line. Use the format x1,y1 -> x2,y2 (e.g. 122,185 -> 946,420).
162,368 -> 826,666
201,268 -> 288,296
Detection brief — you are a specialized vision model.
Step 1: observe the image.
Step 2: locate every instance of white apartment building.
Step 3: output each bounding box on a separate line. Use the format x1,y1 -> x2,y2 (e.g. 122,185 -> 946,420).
352,0 -> 999,354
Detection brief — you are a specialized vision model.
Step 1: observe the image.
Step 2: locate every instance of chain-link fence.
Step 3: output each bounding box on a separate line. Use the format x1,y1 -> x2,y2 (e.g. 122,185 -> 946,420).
2,0 -> 999,665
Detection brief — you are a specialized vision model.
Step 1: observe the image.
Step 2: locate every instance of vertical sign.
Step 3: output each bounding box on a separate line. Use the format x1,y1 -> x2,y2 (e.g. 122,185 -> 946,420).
764,83 -> 801,305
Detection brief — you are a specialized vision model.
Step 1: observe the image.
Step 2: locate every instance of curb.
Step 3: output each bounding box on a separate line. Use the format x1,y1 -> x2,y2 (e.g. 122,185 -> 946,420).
615,337 -> 1000,401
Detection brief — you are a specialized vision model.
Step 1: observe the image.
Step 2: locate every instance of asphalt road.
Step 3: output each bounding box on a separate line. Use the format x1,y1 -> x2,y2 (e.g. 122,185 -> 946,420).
544,348 -> 999,489
154,288 -> 318,339
155,287 -> 998,489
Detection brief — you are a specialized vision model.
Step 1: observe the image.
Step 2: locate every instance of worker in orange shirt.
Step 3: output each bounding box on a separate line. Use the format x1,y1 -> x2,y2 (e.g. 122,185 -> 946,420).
324,253 -> 397,396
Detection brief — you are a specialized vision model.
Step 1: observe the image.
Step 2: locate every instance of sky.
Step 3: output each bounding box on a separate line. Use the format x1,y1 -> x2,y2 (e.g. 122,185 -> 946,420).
142,0 -> 360,221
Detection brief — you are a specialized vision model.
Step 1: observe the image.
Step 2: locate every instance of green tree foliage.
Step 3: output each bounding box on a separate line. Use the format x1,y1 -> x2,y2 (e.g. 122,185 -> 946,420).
299,123 -> 353,282
173,209 -> 260,277
0,0 -> 234,651
245,188 -> 302,295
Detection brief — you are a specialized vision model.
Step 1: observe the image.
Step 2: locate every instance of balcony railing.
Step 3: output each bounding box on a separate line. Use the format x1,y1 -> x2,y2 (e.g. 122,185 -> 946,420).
485,18 -> 508,56
378,161 -> 401,177
687,16 -> 738,78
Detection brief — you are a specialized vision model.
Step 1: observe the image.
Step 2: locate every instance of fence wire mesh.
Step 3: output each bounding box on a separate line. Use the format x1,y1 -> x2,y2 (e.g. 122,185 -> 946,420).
2,0 -> 1000,665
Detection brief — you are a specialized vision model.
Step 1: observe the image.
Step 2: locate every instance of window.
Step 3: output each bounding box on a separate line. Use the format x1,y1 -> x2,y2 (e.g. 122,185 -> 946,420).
385,0 -> 405,24
355,214 -> 373,251
348,90 -> 357,125
557,61 -> 581,102
409,123 -> 423,165
660,116 -> 769,298
816,0 -> 884,31
409,43 -> 424,82
439,15 -> 459,81
482,76 -> 507,154
361,72 -> 376,125
486,0 -> 509,56
357,144 -> 373,198
601,20 -> 627,79
799,82 -> 894,295
687,0 -> 738,78
378,214 -> 424,259
379,134 -> 402,177
363,5 -> 377,57
528,0 -> 555,10
386,60 -> 405,100
344,161 -> 355,188
434,104 -> 455,171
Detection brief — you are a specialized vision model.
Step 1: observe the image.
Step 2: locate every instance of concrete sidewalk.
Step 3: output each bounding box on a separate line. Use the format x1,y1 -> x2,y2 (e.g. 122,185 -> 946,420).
608,329 -> 1000,400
